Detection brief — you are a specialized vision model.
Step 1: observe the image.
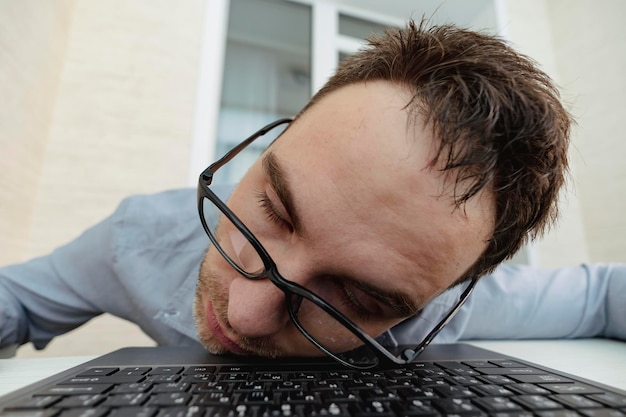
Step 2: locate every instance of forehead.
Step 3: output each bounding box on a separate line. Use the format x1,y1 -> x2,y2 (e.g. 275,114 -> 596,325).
267,81 -> 494,301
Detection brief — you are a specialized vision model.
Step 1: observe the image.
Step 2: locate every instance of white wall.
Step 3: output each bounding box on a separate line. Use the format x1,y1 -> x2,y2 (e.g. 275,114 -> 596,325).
502,0 -> 626,266
29,0 -> 207,259
547,0 -> 626,263
0,0 -> 75,265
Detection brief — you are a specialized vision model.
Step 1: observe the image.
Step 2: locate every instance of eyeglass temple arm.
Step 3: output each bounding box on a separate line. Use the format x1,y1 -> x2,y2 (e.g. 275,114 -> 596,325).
208,118 -> 293,174
401,277 -> 478,362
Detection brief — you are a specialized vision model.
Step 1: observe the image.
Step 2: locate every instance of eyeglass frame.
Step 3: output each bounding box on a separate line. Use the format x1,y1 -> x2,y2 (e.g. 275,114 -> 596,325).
196,118 -> 478,369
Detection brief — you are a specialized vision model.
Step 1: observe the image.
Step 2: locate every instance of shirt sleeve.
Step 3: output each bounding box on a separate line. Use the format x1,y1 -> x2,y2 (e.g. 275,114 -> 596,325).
0,201 -> 129,350
447,263 -> 626,341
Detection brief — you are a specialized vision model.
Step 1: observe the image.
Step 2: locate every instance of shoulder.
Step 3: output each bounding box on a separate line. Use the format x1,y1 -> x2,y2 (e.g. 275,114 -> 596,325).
109,185 -> 234,254
115,185 -> 234,226
116,188 -> 196,221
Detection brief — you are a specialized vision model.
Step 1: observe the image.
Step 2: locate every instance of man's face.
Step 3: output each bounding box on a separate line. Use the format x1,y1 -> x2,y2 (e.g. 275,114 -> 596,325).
194,80 -> 495,357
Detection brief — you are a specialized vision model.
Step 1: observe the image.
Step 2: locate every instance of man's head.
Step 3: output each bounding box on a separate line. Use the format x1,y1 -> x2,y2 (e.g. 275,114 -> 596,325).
302,19 -> 571,282
194,20 -> 570,359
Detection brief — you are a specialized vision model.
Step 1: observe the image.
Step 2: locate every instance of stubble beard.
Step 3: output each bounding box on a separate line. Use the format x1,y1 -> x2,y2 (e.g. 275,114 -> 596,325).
193,251 -> 286,358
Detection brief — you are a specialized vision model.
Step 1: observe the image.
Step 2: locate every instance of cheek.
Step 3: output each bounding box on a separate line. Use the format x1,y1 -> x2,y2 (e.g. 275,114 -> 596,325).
199,246 -> 236,294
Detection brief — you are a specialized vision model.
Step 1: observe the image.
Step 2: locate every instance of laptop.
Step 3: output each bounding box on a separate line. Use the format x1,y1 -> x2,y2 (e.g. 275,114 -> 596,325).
1,343 -> 625,416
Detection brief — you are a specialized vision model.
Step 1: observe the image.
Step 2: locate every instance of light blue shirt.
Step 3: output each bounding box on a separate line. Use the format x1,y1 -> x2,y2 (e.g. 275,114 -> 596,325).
1,188 -> 624,351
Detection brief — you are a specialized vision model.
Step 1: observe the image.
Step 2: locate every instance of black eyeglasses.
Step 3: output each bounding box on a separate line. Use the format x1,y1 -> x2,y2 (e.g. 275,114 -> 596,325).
197,118 -> 478,369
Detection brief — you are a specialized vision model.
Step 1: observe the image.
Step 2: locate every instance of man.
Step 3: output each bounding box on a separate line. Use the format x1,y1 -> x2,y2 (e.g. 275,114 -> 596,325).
0,21 -> 624,364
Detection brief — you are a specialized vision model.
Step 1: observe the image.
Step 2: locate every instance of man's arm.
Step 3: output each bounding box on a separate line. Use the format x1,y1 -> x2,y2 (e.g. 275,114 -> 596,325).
449,263 -> 626,341
389,263 -> 625,345
0,203 -> 128,350
0,188 -> 208,352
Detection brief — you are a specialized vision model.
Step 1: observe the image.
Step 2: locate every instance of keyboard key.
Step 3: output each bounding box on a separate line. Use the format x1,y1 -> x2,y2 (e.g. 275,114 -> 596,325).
278,390 -> 318,404
196,392 -> 235,406
181,373 -> 214,383
535,411 -> 580,417
259,404 -> 298,417
431,398 -> 484,415
511,374 -> 574,384
0,411 -> 59,417
471,384 -> 515,397
119,367 -> 151,376
360,387 -> 400,402
579,409 -> 626,417
490,360 -> 527,368
76,368 -> 119,377
37,385 -> 113,396
508,383 -> 552,395
112,383 -> 154,394
154,406 -> 205,417
473,396 -> 524,412
513,395 -> 564,410
446,375 -> 482,386
462,361 -> 497,368
234,381 -> 267,392
146,392 -> 191,407
391,399 -> 440,417
540,384 -> 605,395
396,387 -> 438,400
349,400 -> 395,416
318,389 -> 359,403
242,390 -> 274,405
182,366 -> 216,375
102,393 -> 149,407
551,394 -> 604,409
588,392 -> 626,408
55,395 -> 106,408
305,402 -> 347,416
60,376 -> 145,385
149,367 -> 183,375
478,375 -> 516,385
145,375 -> 180,384
151,382 -> 191,393
58,409 -> 109,417
435,363 -> 480,377
107,407 -> 156,417
4,396 -> 61,410
433,385 -> 475,398
477,368 -> 547,376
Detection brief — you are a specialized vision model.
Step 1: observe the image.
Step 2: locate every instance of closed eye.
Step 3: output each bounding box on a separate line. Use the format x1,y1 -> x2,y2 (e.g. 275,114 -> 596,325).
256,190 -> 294,233
330,278 -> 383,322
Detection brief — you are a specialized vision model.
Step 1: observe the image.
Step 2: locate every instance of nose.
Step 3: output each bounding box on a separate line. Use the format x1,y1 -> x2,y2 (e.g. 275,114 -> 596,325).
227,275 -> 291,338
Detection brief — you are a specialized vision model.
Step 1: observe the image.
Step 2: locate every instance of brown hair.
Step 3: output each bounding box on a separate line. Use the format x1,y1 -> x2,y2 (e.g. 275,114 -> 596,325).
299,19 -> 571,282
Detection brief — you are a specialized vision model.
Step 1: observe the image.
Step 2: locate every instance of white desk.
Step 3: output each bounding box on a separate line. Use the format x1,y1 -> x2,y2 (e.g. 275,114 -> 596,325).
1,339 -> 624,398
467,339 -> 626,390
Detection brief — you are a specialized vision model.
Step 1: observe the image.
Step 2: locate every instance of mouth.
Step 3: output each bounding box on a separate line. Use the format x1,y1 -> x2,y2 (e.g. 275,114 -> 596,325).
204,298 -> 252,355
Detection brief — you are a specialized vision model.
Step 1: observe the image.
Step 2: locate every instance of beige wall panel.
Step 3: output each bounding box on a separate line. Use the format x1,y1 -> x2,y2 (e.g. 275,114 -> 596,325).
546,0 -> 626,263
12,0 -> 207,357
29,0 -> 207,258
502,0 -> 589,267
0,0 -> 75,264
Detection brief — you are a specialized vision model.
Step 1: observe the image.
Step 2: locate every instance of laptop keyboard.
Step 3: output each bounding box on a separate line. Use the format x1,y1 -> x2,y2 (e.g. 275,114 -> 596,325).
2,360 -> 626,417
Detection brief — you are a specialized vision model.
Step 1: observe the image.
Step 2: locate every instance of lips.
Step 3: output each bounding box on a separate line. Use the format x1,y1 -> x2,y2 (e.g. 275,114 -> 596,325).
204,298 -> 251,355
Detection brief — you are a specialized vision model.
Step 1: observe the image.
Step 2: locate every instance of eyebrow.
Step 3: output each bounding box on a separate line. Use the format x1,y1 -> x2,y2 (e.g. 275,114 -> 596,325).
262,151 -> 305,235
262,151 -> 420,319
